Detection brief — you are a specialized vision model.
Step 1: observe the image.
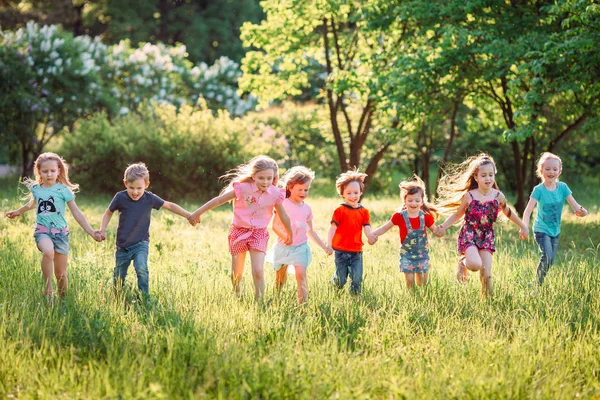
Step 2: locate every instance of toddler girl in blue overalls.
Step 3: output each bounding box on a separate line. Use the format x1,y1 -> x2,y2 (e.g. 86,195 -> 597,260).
371,175 -> 443,290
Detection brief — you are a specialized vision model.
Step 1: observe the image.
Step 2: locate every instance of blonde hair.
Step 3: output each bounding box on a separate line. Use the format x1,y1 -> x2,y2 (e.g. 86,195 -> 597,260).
536,152 -> 562,180
436,153 -> 499,215
282,166 -> 315,198
335,168 -> 367,197
25,152 -> 79,192
124,162 -> 150,183
399,175 -> 438,220
220,155 -> 279,194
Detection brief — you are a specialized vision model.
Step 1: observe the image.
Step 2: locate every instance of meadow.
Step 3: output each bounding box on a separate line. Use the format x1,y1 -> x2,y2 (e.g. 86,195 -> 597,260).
1,179 -> 599,399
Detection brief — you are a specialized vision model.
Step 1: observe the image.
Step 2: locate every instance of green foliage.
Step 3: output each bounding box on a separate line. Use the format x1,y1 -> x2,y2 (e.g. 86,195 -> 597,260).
0,0 -> 264,64
58,103 -> 257,199
1,187 -> 599,398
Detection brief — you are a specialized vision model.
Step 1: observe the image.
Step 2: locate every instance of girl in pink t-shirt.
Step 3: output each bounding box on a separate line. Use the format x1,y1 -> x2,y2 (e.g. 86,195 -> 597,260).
188,155 -> 293,301
268,166 -> 332,304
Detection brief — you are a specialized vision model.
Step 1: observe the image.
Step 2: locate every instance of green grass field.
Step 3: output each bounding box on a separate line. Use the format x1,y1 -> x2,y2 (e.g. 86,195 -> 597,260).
1,180 -> 599,399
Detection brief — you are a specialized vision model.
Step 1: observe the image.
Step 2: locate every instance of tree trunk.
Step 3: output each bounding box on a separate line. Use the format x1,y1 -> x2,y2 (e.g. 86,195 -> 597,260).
435,97 -> 461,196
511,140 -> 525,215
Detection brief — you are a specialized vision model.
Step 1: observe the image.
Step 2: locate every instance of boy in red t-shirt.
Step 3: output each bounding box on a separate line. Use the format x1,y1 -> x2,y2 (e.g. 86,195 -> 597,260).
327,170 -> 375,296
371,175 -> 443,290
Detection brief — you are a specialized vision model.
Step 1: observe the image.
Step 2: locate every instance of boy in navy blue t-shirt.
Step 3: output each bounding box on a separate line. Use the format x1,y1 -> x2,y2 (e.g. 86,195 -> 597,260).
99,163 -> 190,296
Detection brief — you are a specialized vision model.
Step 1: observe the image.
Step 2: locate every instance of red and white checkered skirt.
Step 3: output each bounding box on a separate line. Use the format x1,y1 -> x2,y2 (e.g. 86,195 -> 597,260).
228,226 -> 269,255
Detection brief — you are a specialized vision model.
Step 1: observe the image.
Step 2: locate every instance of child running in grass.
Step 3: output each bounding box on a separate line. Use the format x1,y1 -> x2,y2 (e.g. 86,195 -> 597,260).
188,155 -> 293,301
436,153 -> 528,297
371,175 -> 443,290
99,163 -> 191,299
522,152 -> 588,285
328,169 -> 376,297
5,152 -> 101,304
267,166 -> 332,305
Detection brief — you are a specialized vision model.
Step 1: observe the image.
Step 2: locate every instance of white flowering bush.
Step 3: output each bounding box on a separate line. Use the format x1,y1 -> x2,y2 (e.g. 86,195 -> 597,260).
186,56 -> 257,116
1,22 -> 256,175
107,43 -> 256,116
0,22 -> 114,175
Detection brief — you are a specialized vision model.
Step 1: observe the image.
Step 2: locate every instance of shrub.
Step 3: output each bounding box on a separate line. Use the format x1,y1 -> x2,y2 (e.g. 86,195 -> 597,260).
59,103 -> 257,200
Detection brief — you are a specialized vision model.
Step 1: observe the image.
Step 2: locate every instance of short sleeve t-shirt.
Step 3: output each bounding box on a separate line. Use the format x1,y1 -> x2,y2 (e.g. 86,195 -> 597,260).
277,198 -> 313,246
31,183 -> 75,229
391,212 -> 435,243
109,190 -> 164,248
331,204 -> 370,252
231,182 -> 285,228
531,182 -> 572,237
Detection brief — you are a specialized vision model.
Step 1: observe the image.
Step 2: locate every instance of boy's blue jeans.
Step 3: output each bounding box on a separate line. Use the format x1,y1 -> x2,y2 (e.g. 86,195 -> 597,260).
534,232 -> 560,285
114,241 -> 150,295
332,250 -> 363,295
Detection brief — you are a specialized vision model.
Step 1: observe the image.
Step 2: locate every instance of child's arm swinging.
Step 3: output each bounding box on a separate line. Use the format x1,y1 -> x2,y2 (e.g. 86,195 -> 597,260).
274,203 -> 293,245
521,197 -> 537,239
5,198 -> 36,218
307,220 -> 333,255
99,208 -> 113,241
497,193 -> 528,238
67,200 -> 102,242
566,195 -> 588,217
371,220 -> 394,244
188,190 -> 236,226
438,194 -> 470,235
162,201 -> 191,219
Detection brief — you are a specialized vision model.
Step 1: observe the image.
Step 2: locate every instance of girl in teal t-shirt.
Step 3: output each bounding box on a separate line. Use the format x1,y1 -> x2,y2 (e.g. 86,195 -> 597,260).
522,152 -> 588,285
5,153 -> 101,303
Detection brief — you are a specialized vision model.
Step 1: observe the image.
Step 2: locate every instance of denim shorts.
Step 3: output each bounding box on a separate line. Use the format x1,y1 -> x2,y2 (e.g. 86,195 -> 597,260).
34,232 -> 70,255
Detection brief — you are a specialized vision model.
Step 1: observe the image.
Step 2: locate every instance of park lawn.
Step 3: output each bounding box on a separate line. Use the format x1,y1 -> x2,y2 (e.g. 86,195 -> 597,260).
1,183 -> 599,399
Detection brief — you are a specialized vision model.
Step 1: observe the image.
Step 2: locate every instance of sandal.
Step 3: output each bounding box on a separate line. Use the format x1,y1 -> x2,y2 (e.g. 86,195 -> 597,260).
456,256 -> 468,284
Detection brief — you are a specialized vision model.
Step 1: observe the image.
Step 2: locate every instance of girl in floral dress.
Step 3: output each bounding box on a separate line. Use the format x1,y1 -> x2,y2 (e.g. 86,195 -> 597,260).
436,154 -> 527,296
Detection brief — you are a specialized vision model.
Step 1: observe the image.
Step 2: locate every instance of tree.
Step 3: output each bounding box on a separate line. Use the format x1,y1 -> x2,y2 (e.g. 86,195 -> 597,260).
239,0 -> 420,191
384,0 -> 600,213
0,22 -> 111,176
0,0 -> 265,64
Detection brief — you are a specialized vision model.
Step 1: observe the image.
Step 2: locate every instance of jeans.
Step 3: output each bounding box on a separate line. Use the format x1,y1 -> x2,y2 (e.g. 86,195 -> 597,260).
332,250 -> 363,295
535,232 -> 560,285
114,241 -> 150,295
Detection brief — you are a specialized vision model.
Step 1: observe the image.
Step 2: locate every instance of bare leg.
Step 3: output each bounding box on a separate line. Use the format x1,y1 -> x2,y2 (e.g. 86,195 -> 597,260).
416,272 -> 429,287
249,250 -> 266,301
456,254 -> 468,284
275,267 -> 287,293
294,265 -> 308,305
54,253 -> 69,299
404,272 -> 415,290
464,246 -> 483,272
231,252 -> 247,296
36,237 -> 55,299
479,250 -> 494,297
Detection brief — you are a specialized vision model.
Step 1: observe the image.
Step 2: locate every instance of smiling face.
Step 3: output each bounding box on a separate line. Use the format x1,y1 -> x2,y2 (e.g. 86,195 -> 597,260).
253,168 -> 275,192
342,181 -> 362,207
404,191 -> 424,213
475,163 -> 496,191
38,160 -> 60,187
124,178 -> 149,201
540,158 -> 561,184
288,181 -> 311,203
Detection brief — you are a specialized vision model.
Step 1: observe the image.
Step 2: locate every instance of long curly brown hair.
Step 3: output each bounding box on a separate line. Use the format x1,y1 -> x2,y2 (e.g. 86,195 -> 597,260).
436,153 -> 498,216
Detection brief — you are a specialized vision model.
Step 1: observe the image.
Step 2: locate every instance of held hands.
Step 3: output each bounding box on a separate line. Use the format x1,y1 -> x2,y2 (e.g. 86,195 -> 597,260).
324,245 -> 333,256
92,229 -> 106,242
518,226 -> 529,240
575,206 -> 588,217
433,225 -> 446,237
188,211 -> 201,226
367,233 -> 378,245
